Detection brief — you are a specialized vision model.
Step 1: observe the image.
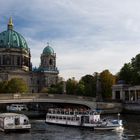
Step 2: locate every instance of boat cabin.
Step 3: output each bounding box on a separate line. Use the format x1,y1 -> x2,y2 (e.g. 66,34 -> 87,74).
46,108 -> 100,127
0,113 -> 31,132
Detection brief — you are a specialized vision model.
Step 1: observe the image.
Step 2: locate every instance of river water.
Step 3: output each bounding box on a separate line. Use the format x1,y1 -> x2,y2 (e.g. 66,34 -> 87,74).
0,114 -> 140,140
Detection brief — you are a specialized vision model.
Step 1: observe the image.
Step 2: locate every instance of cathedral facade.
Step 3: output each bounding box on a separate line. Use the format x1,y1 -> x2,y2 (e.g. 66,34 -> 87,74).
0,18 -> 59,93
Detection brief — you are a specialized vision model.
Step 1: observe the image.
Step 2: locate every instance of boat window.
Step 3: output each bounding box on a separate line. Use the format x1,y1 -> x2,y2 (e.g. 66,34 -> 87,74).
24,119 -> 28,124
63,117 -> 66,120
70,112 -> 73,115
65,112 -> 69,115
0,118 -> 3,127
57,111 -> 60,114
61,111 -> 64,114
112,120 -> 119,124
15,118 -> 20,125
76,117 -> 79,121
90,112 -> 93,115
71,117 -> 75,121
67,117 -> 70,120
75,112 -> 78,115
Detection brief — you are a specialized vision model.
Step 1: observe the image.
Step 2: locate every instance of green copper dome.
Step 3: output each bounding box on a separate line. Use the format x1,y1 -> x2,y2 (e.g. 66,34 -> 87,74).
0,18 -> 29,51
43,44 -> 54,55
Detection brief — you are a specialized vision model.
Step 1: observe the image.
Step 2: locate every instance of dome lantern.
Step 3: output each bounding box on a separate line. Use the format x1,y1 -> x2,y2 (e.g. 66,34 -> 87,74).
7,17 -> 13,30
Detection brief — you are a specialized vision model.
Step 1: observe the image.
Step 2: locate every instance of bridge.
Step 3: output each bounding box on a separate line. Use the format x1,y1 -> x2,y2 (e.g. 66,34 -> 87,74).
0,93 -> 122,113
0,93 -> 97,109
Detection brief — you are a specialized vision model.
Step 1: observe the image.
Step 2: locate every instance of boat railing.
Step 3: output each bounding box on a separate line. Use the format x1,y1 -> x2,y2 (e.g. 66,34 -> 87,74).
47,108 -> 100,116
48,110 -> 84,115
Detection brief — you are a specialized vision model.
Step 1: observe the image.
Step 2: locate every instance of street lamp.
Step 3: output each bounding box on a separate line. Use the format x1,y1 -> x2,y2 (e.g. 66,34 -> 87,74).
118,113 -> 120,121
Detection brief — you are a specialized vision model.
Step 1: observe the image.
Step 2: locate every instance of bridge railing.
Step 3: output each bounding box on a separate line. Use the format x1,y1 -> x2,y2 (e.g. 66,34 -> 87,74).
0,93 -> 96,102
38,93 -> 96,101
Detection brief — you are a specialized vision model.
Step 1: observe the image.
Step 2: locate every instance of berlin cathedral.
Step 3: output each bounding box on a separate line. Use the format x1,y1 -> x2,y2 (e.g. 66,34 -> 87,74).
0,18 -> 59,93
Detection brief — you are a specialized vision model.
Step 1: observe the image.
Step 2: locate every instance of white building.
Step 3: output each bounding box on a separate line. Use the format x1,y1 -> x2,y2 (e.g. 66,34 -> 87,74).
112,84 -> 140,102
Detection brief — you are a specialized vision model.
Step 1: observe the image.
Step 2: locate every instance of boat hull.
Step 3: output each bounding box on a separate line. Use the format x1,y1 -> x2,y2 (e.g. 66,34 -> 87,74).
0,125 -> 31,132
45,121 -> 95,129
3,128 -> 30,133
94,126 -> 123,130
46,121 -> 122,130
0,124 -> 31,132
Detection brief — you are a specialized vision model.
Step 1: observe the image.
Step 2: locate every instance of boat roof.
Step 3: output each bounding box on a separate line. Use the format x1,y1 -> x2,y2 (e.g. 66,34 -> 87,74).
0,113 -> 26,118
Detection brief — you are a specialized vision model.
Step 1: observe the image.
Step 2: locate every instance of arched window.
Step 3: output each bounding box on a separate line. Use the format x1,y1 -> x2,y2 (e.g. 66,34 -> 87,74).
17,56 -> 20,65
49,59 -> 53,65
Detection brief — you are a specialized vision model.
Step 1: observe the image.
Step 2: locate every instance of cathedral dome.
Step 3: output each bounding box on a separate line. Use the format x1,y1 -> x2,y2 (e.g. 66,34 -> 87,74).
42,44 -> 54,55
0,17 -> 29,51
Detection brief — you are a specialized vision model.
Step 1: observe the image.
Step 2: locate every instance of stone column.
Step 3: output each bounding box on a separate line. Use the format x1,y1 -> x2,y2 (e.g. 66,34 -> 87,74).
96,74 -> 102,101
122,91 -> 125,101
120,88 -> 123,100
14,55 -> 17,65
129,90 -> 131,101
63,81 -> 66,94
112,90 -> 115,100
135,90 -> 137,102
1,55 -> 3,65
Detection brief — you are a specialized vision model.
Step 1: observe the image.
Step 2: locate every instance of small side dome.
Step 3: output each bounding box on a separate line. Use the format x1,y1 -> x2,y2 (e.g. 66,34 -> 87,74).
43,44 -> 54,55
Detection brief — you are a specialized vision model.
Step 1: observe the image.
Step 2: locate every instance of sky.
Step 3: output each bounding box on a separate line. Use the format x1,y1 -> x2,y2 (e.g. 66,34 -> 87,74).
0,0 -> 140,80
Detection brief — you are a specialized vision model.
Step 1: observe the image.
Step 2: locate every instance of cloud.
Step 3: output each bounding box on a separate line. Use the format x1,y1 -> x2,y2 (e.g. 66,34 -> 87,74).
0,0 -> 140,80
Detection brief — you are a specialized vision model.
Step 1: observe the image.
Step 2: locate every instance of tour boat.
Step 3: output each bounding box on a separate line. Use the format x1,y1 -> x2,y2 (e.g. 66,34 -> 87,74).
0,113 -> 31,132
45,108 -> 123,130
7,104 -> 28,112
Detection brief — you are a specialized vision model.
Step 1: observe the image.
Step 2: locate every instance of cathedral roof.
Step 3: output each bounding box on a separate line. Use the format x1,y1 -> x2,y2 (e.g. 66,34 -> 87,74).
42,43 -> 54,55
0,17 -> 29,51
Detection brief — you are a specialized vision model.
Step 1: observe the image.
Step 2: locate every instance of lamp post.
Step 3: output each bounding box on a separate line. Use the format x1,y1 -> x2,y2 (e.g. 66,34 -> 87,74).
118,113 -> 120,121
96,73 -> 102,102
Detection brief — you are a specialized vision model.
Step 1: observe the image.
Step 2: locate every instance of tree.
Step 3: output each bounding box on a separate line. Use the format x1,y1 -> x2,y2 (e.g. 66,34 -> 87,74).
47,85 -> 57,94
118,53 -> 140,85
66,77 -> 78,95
79,75 -> 96,97
100,70 -> 116,99
131,54 -> 140,84
0,81 -> 8,93
76,81 -> 85,96
131,54 -> 140,71
55,81 -> 64,94
118,63 -> 133,84
48,81 -> 64,94
40,87 -> 48,93
7,78 -> 28,93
